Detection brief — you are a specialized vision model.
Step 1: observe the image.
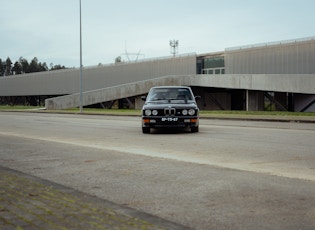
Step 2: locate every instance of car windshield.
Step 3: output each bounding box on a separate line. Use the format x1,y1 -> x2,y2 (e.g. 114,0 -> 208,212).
147,88 -> 193,102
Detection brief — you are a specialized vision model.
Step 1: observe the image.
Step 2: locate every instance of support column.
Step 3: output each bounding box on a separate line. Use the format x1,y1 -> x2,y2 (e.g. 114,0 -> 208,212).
135,96 -> 145,110
246,90 -> 264,111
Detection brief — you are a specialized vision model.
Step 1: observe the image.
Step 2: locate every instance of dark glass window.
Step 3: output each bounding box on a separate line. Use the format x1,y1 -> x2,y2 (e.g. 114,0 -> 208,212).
203,57 -> 225,69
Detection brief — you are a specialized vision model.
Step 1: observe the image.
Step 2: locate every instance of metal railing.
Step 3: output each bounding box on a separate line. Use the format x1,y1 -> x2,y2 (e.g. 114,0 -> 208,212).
226,36 -> 315,51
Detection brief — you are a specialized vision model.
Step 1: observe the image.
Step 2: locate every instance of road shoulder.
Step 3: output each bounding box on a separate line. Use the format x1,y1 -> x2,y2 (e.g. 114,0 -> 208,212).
0,166 -> 190,230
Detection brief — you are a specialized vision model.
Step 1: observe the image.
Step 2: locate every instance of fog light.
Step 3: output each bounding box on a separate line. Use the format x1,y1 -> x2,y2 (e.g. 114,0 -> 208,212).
184,119 -> 190,123
150,119 -> 156,123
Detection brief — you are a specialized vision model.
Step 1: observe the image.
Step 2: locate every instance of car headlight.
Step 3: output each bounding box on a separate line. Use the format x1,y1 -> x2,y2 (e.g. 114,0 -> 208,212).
182,109 -> 188,115
188,109 -> 195,116
152,110 -> 158,116
145,110 -> 151,116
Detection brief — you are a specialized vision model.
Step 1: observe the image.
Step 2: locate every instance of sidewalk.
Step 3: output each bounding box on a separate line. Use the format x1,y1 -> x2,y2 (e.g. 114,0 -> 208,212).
0,166 -> 189,230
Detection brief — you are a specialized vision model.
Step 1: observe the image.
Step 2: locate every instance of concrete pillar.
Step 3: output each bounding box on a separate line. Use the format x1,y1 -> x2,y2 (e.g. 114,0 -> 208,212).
246,90 -> 264,111
135,96 -> 145,110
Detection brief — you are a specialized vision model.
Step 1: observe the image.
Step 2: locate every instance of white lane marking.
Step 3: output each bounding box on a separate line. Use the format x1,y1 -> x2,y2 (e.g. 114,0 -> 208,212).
0,131 -> 314,182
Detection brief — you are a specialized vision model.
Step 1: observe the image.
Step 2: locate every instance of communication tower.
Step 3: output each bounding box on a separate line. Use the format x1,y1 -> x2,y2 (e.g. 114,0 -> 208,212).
169,40 -> 179,57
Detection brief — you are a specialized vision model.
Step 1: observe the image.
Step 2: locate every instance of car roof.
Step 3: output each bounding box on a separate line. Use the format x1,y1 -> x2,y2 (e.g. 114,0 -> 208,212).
150,86 -> 190,89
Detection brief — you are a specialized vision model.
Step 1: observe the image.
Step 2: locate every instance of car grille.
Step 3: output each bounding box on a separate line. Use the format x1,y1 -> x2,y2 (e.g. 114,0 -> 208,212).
164,108 -> 176,116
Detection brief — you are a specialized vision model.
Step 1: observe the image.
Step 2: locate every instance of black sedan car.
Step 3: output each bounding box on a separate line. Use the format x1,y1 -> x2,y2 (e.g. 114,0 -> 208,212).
141,86 -> 200,133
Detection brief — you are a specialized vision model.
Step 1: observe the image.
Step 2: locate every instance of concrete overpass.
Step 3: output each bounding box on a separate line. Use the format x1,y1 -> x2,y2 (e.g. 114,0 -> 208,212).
45,74 -> 315,111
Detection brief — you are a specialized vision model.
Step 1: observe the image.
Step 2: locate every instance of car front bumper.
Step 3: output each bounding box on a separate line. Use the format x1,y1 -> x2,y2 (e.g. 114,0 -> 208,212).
142,116 -> 199,128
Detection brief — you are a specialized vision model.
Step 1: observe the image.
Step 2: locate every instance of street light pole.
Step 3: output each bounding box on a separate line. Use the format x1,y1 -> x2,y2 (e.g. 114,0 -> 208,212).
79,0 -> 83,112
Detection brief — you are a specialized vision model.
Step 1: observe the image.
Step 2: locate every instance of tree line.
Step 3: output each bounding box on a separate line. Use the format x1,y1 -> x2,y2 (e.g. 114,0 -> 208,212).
0,57 -> 67,77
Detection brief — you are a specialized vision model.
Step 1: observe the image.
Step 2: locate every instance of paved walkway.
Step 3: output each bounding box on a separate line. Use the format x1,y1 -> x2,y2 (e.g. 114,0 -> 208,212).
0,166 -> 188,230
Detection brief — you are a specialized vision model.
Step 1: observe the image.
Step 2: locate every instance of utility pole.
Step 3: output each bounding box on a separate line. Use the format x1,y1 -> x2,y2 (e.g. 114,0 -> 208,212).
79,0 -> 83,112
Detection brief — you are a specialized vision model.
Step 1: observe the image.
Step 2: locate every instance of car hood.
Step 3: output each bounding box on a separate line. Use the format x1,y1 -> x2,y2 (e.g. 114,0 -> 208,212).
142,101 -> 198,110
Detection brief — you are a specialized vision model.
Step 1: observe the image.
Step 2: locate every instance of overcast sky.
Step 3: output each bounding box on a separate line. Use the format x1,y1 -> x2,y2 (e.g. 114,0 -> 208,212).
1,0 -> 314,67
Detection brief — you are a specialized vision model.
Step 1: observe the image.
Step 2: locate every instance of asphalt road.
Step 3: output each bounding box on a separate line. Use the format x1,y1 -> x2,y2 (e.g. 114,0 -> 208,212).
1,112 -> 315,229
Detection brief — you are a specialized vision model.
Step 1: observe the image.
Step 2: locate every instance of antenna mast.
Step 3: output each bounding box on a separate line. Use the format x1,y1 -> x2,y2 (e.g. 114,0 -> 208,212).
169,39 -> 179,57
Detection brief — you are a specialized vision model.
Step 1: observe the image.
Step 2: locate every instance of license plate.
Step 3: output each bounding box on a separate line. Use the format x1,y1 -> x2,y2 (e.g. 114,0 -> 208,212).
161,117 -> 178,122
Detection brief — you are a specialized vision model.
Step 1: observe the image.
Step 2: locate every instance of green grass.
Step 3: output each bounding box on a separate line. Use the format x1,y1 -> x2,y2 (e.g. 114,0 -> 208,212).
0,105 -> 314,117
0,106 -> 141,115
199,110 -> 315,116
0,105 -> 41,110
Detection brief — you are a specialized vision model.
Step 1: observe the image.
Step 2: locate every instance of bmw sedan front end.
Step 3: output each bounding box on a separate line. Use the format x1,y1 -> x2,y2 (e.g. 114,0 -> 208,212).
141,86 -> 200,133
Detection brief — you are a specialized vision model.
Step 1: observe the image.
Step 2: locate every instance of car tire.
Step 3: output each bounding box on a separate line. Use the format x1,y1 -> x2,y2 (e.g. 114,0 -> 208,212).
191,126 -> 199,133
142,127 -> 150,134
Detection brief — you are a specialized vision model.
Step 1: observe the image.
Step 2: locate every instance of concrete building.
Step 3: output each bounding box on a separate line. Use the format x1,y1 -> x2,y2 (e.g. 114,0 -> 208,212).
1,37 -> 314,112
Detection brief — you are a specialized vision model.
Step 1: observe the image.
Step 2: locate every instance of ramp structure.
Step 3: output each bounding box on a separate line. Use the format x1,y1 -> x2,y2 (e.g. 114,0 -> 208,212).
45,74 -> 315,111
45,76 -> 184,110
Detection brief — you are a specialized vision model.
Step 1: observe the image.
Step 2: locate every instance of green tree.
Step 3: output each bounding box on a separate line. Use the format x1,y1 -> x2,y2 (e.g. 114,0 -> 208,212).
1,56 -> 67,74
50,63 -> 66,70
38,62 -> 48,72
12,61 -> 23,75
19,57 -> 30,73
0,59 -> 5,76
29,57 -> 39,72
5,57 -> 12,76
115,56 -> 122,63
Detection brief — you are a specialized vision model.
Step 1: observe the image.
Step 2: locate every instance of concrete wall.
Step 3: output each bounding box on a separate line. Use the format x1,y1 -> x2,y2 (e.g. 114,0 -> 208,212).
0,55 -> 197,96
186,74 -> 315,94
225,38 -> 315,74
0,68 -> 79,96
45,76 -> 186,110
45,74 -> 315,110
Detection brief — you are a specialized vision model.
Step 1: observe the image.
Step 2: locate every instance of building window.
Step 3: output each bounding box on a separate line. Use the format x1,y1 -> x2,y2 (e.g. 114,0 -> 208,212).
201,56 -> 225,75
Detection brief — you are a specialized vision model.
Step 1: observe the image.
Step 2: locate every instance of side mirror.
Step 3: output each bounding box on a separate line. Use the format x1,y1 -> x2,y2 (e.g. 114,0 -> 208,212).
141,96 -> 147,101
195,96 -> 201,101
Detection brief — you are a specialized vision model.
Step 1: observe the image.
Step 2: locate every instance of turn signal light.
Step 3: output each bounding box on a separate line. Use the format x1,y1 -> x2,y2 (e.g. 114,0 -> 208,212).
143,119 -> 150,123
